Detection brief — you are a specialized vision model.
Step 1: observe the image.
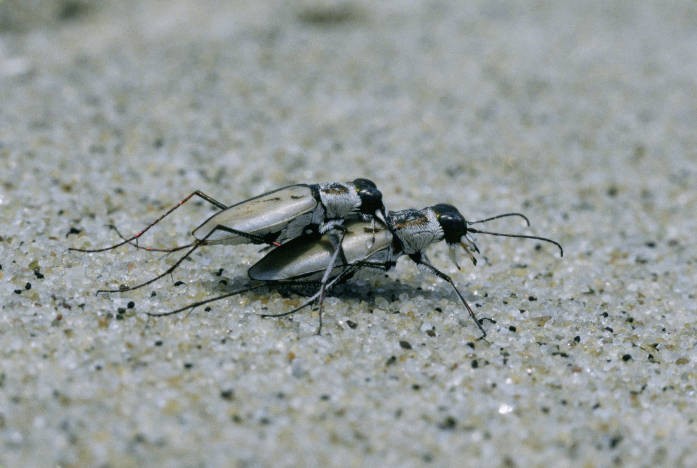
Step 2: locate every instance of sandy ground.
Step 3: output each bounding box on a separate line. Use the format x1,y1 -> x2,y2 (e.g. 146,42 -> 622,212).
1,0 -> 696,466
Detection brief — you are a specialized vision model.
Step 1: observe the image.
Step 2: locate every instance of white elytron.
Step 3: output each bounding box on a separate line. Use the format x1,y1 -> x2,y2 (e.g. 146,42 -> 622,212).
192,178 -> 386,246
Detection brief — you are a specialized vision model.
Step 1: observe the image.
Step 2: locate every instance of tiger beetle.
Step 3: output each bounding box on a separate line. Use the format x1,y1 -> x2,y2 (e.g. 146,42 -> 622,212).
70,179 -> 386,294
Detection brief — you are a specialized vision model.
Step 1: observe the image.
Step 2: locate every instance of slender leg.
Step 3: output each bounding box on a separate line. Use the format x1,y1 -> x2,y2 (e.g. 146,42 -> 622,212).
207,224 -> 281,245
97,237 -> 207,294
147,283 -> 269,317
260,264 -> 356,322
96,223 -> 275,294
70,191 -> 228,253
311,229 -> 346,334
149,257 -> 383,321
260,287 -> 326,319
260,254 -> 385,332
111,224 -> 195,253
367,217 -> 376,248
415,258 -> 487,340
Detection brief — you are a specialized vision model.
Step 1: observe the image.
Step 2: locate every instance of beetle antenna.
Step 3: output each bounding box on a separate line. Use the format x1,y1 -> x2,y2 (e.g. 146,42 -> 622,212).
467,227 -> 563,257
469,212 -> 530,226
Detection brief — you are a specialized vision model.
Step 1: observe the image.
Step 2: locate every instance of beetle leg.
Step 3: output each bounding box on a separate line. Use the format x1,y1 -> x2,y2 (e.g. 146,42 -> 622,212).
412,256 -> 488,340
318,219 -> 344,234
95,223 -> 262,294
206,224 -> 282,246
111,224 -> 195,253
259,229 -> 347,335
70,190 -> 228,253
313,229 -> 347,334
147,283 -> 269,317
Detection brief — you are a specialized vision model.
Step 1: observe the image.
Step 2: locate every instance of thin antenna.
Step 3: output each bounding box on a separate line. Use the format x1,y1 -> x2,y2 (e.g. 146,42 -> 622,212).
469,212 -> 530,226
467,227 -> 563,257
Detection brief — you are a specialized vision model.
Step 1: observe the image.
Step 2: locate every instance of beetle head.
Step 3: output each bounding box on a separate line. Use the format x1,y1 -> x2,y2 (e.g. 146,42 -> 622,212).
353,178 -> 386,222
431,203 -> 467,243
431,203 -> 479,268
432,204 -> 564,266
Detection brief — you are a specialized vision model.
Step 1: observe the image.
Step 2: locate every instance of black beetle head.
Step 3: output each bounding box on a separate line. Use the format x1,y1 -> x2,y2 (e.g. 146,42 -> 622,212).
353,178 -> 386,220
431,203 -> 468,244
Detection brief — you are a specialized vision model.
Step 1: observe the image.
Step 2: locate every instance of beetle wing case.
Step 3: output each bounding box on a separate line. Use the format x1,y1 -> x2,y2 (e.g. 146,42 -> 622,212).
192,185 -> 319,245
248,219 -> 393,282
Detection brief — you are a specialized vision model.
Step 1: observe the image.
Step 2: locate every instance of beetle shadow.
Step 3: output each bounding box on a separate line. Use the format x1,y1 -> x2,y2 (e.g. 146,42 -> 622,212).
192,270 -> 480,316
327,277 -> 480,310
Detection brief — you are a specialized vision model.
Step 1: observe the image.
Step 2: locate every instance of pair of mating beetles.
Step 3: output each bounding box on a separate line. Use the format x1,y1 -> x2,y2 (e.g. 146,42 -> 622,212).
72,178 -> 563,337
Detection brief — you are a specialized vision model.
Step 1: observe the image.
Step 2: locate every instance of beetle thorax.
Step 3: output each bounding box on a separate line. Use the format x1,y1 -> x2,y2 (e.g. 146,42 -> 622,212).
318,182 -> 361,219
389,208 -> 444,255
